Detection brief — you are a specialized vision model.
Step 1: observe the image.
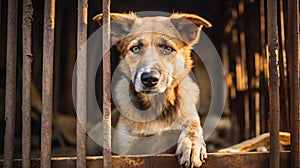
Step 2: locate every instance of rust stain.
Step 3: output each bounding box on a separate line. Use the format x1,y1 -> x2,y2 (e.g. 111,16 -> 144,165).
122,158 -> 145,167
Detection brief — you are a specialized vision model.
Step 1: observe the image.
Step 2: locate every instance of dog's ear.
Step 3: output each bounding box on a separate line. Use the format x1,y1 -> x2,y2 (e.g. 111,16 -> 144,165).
170,13 -> 211,46
93,13 -> 136,44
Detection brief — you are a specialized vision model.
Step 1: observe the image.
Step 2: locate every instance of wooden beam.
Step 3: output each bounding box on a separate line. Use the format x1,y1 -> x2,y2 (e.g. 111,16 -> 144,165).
218,132 -> 290,153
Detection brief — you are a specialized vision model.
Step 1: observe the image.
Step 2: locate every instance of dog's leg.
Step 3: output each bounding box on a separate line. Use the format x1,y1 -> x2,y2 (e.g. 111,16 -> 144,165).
176,120 -> 207,168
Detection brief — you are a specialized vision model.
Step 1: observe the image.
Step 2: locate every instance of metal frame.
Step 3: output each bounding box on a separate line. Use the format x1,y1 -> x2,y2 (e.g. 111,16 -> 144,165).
1,0 -> 299,167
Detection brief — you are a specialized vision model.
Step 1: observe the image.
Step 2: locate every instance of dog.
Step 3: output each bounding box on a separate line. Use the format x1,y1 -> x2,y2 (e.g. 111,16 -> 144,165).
93,12 -> 211,167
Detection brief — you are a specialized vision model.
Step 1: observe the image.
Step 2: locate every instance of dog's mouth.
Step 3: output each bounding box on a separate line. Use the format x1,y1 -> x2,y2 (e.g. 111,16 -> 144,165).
140,89 -> 159,95
133,68 -> 168,94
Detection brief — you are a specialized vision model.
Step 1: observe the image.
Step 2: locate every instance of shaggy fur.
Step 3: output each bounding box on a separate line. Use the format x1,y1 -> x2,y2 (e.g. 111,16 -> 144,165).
94,12 -> 211,167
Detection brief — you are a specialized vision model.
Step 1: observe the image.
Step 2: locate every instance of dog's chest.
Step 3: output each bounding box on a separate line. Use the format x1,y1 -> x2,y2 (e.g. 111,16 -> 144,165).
117,116 -> 179,136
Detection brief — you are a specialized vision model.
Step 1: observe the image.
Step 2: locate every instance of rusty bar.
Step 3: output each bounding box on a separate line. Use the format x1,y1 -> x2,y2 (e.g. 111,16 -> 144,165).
0,152 -> 292,168
41,0 -> 56,167
3,0 -> 18,167
102,0 -> 112,167
76,0 -> 88,167
287,0 -> 300,167
267,0 -> 280,167
22,0 -> 34,167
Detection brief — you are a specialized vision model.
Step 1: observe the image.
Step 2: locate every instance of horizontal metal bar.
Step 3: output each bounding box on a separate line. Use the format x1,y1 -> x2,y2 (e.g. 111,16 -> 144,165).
0,152 -> 291,168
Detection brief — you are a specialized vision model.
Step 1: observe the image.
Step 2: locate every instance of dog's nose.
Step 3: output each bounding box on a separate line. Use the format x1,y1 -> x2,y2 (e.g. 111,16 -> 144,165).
141,71 -> 160,87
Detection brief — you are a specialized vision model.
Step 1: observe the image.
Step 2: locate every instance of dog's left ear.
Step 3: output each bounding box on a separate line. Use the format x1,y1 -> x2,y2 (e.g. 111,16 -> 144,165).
170,13 -> 212,46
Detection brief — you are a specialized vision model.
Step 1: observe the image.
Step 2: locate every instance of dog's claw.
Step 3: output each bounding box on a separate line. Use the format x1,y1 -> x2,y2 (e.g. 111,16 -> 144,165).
176,153 -> 182,159
183,161 -> 189,168
191,161 -> 195,168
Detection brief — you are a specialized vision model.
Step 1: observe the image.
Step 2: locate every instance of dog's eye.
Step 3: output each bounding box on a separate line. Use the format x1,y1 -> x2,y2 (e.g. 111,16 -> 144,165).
130,46 -> 140,53
164,46 -> 174,54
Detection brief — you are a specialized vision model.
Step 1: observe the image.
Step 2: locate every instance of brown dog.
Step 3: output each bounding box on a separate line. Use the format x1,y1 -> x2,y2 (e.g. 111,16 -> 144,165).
93,12 -> 211,167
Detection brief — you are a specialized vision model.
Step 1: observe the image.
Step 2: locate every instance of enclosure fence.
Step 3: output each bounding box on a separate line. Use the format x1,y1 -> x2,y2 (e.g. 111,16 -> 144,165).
1,0 -> 300,167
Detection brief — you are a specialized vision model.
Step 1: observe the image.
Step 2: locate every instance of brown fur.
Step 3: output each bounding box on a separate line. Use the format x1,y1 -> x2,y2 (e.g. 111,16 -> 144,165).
94,12 -> 211,167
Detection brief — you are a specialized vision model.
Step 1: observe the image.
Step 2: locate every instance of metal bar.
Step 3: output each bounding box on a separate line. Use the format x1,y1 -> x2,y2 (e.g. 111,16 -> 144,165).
3,0 -> 18,167
287,0 -> 300,167
41,0 -> 55,167
22,0 -> 34,167
76,0 -> 88,167
0,152 -> 292,168
267,0 -> 280,167
102,0 -> 112,167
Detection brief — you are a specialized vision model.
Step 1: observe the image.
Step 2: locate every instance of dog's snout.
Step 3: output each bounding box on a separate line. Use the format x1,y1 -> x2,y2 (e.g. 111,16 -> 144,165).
141,71 -> 160,88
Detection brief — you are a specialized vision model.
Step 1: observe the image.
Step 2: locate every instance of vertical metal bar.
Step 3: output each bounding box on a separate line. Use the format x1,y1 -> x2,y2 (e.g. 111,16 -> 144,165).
267,0 -> 280,167
76,0 -> 88,167
41,0 -> 55,167
3,0 -> 18,167
22,0 -> 33,167
102,0 -> 112,167
287,0 -> 300,167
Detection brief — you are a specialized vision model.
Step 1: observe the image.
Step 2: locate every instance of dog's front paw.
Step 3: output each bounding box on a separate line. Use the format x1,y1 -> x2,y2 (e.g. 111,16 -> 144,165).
175,120 -> 207,168
176,137 -> 207,167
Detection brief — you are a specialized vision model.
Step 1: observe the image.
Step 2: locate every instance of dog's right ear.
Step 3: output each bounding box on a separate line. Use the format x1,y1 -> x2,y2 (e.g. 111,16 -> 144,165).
93,13 -> 136,44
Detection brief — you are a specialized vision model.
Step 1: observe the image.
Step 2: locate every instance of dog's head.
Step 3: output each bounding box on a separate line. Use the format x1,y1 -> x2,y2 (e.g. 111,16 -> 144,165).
93,13 -> 211,94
